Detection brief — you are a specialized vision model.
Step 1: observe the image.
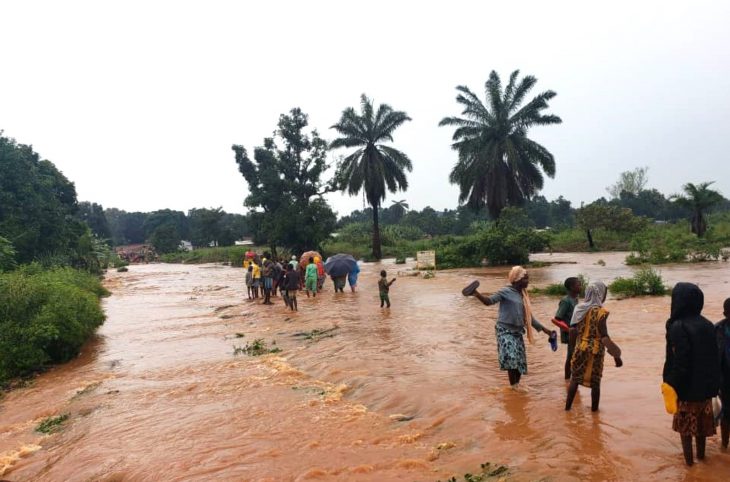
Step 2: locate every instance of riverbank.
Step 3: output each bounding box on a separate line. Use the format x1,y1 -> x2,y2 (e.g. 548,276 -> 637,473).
2,253 -> 730,480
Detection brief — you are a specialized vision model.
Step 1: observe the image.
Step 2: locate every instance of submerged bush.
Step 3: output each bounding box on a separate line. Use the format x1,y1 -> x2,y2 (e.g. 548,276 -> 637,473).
609,267 -> 667,298
0,267 -> 107,384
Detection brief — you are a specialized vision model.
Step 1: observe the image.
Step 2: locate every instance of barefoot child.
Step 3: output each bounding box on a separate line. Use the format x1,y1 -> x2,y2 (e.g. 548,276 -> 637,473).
285,263 -> 300,311
566,281 -> 623,412
245,265 -> 253,300
378,270 -> 395,308
715,297 -> 730,448
555,277 -> 581,380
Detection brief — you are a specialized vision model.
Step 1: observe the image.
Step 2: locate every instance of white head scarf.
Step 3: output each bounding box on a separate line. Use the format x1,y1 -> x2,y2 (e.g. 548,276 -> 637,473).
570,281 -> 607,326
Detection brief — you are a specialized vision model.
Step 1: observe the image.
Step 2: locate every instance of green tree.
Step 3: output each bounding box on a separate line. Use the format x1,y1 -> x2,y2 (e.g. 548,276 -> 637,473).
607,167 -> 649,199
188,207 -> 225,248
672,182 -> 724,237
0,133 -> 81,262
144,209 -> 188,241
439,70 -> 561,219
149,223 -> 182,254
0,236 -> 17,272
330,94 -> 413,259
233,108 -> 337,255
576,202 -> 648,249
104,208 -> 148,246
77,202 -> 111,240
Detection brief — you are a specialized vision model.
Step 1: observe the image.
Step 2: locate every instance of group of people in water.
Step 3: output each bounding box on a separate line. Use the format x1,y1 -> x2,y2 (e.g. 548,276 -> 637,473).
242,252 -> 362,311
466,266 -> 730,467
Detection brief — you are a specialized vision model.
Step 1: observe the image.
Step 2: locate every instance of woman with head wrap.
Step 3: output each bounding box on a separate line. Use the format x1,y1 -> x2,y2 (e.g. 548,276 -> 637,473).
662,283 -> 720,466
565,281 -> 623,412
469,266 -> 557,389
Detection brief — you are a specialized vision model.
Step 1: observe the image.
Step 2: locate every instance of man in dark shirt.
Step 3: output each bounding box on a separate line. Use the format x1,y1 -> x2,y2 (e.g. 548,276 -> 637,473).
285,264 -> 300,311
555,277 -> 581,380
716,298 -> 730,447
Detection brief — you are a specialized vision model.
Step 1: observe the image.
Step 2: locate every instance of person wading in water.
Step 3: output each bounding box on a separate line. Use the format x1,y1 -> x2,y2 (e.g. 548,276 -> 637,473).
663,282 -> 720,466
467,266 -> 556,391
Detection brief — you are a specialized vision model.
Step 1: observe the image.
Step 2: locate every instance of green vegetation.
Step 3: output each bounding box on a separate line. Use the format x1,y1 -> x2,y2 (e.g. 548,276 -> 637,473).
160,246 -> 255,265
440,70 -> 561,219
0,266 -> 108,384
438,462 -> 509,482
330,94 -> 413,260
530,274 -> 589,297
576,202 -> 649,250
672,181 -> 725,238
0,236 -> 17,272
233,339 -> 281,356
608,267 -> 668,298
232,108 -> 338,257
36,414 -> 69,434
626,222 -> 729,265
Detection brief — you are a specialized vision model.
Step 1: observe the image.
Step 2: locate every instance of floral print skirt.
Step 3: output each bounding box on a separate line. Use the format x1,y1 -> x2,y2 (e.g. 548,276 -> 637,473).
673,399 -> 716,437
495,324 -> 528,375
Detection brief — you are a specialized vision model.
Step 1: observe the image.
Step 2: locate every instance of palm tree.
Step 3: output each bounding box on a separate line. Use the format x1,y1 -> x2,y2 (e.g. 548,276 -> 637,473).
672,181 -> 724,237
330,95 -> 412,259
439,70 -> 561,219
390,199 -> 409,221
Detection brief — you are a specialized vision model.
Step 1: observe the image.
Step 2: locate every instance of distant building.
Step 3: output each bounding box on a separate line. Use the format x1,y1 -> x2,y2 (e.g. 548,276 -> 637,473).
179,240 -> 193,251
234,238 -> 254,246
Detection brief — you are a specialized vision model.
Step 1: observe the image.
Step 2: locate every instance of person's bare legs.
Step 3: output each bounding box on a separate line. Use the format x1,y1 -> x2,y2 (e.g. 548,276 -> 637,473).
696,436 -> 706,460
591,386 -> 601,412
507,369 -> 519,386
681,435 -> 694,466
565,381 -> 579,410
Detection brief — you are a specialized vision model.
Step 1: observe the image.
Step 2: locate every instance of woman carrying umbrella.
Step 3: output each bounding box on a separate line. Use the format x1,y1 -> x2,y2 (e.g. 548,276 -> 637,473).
325,254 -> 358,294
348,261 -> 360,292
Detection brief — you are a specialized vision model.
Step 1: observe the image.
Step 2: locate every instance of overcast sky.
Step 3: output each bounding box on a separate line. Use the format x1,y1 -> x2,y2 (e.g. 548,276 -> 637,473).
2,1 -> 729,217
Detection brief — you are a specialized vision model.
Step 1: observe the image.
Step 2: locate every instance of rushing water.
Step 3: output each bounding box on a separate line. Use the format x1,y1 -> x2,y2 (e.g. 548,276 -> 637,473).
2,252 -> 730,481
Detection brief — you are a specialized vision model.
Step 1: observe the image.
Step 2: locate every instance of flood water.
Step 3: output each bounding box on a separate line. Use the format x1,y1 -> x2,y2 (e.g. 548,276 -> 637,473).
2,252 -> 730,481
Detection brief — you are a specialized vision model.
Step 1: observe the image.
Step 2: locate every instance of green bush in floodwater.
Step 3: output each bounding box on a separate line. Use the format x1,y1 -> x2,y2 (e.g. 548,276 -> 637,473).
0,266 -> 107,384
608,267 -> 668,298
35,414 -> 69,434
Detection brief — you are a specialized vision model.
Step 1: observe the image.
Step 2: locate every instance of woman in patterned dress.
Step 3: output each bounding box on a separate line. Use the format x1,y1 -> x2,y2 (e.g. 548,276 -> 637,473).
663,282 -> 720,466
470,266 -> 556,390
565,281 -> 623,412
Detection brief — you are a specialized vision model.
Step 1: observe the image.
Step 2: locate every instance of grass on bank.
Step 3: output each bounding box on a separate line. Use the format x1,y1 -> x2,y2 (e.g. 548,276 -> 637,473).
0,265 -> 108,386
608,267 -> 668,298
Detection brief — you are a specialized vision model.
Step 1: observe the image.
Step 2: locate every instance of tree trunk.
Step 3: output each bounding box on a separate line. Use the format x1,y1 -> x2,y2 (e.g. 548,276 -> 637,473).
372,204 -> 382,260
586,229 -> 595,249
693,210 -> 707,238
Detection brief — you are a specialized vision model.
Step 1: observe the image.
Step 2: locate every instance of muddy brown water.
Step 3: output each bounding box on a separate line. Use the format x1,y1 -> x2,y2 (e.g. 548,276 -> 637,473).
2,252 -> 730,481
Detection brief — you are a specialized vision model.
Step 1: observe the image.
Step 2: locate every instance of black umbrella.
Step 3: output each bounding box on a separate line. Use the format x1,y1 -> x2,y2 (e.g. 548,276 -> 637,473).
324,253 -> 358,277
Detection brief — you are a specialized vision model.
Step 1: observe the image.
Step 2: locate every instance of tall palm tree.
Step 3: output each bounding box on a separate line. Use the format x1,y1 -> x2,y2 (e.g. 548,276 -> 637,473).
330,95 -> 412,259
672,181 -> 724,237
439,70 -> 562,219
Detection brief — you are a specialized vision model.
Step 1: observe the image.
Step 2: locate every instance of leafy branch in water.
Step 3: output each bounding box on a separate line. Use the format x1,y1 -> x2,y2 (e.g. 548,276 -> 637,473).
292,326 -> 339,341
233,339 -> 281,356
439,462 -> 509,482
36,414 -> 69,434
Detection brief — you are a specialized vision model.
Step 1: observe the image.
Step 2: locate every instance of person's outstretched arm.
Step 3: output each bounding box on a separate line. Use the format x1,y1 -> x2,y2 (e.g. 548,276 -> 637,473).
599,316 -> 623,367
473,290 -> 496,306
531,316 -> 554,336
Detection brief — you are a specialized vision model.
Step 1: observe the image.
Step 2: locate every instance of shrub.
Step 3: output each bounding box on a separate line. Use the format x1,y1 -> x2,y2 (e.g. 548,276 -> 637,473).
0,236 -> 17,272
0,267 -> 107,383
609,267 -> 667,298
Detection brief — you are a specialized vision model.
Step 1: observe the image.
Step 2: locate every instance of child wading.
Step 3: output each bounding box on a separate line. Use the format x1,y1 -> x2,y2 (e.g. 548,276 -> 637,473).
467,266 -> 556,390
305,257 -> 318,298
378,270 -> 395,308
555,277 -> 581,380
716,297 -> 730,448
245,265 -> 253,300
565,281 -> 622,412
663,283 -> 720,466
284,263 -> 300,311
251,260 -> 261,299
